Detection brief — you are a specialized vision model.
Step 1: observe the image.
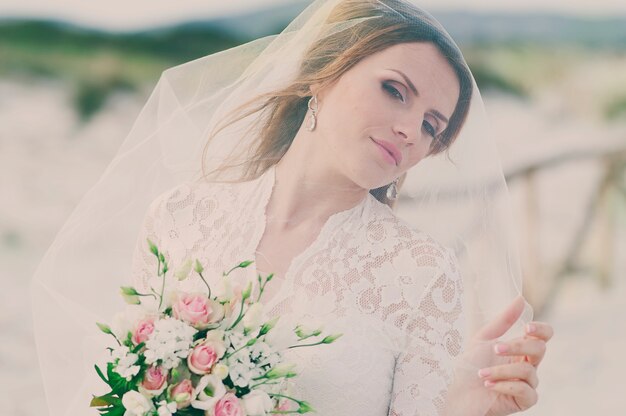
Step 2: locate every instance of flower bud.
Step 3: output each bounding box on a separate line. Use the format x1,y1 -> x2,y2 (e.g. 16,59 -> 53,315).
294,324 -> 322,339
322,333 -> 343,344
241,281 -> 253,301
147,239 -> 159,256
174,258 -> 193,281
258,317 -> 279,336
120,287 -> 141,305
96,322 -> 113,335
194,259 -> 204,274
265,363 -> 297,379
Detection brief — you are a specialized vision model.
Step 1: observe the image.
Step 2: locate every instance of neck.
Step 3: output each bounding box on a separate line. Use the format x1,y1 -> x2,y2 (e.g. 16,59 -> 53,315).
266,126 -> 368,231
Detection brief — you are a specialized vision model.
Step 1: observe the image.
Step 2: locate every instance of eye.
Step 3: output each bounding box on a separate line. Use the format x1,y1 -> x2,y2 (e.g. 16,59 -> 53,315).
422,120 -> 436,138
382,81 -> 405,103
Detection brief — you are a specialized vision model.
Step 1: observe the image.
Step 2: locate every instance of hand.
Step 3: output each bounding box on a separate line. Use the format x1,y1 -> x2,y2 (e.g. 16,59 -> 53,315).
476,296 -> 554,416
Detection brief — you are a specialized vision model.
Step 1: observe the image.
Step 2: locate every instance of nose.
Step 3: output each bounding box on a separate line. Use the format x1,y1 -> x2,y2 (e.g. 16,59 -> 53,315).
392,113 -> 424,145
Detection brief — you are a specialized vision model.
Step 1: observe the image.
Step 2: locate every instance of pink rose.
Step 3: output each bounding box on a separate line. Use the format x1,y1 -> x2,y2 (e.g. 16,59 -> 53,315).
173,293 -> 224,329
140,365 -> 167,395
132,318 -> 155,345
214,393 -> 245,416
169,379 -> 194,409
188,341 -> 224,375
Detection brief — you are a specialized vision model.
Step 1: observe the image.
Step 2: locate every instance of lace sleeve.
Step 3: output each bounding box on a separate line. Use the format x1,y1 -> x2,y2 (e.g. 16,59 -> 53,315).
388,247 -> 465,416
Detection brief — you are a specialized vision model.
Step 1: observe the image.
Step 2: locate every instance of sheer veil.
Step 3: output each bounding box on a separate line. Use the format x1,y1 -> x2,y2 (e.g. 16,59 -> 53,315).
30,0 -> 533,414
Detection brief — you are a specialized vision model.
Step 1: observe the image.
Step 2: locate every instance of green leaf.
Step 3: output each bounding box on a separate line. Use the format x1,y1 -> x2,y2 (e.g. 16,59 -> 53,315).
131,342 -> 145,354
90,396 -> 109,407
90,393 -> 122,407
106,363 -> 131,395
100,405 -> 126,416
94,364 -> 109,385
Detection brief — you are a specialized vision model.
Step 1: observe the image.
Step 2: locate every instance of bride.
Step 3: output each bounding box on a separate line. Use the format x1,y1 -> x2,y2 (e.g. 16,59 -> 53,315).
31,0 -> 552,415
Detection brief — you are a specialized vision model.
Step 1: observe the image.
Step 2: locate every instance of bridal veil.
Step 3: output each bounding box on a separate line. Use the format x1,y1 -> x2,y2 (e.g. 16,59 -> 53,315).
30,0 -> 533,414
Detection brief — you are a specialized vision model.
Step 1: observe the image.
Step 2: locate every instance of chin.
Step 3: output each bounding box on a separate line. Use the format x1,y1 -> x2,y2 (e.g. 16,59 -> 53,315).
347,164 -> 390,191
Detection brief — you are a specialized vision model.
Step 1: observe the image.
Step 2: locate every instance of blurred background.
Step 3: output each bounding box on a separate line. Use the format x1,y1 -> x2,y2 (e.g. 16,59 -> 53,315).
1,0 -> 625,414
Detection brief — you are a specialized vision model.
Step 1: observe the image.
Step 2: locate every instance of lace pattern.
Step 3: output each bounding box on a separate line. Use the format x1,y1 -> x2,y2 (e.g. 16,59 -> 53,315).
130,165 -> 464,415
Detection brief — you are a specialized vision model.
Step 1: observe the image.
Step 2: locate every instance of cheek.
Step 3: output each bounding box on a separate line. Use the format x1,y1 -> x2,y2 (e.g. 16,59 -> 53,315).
403,145 -> 430,169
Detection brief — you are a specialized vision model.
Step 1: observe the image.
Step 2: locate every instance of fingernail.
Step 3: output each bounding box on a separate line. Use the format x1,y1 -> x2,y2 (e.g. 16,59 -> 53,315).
478,368 -> 491,378
526,323 -> 536,333
494,343 -> 509,354
484,380 -> 496,388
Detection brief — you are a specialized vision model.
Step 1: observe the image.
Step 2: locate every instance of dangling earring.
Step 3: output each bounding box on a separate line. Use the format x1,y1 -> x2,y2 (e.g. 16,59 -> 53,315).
386,177 -> 399,200
306,95 -> 318,131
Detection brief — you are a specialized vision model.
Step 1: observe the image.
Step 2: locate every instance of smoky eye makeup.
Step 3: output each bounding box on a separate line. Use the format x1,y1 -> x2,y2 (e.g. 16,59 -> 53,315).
423,120 -> 436,137
381,80 -> 406,103
425,116 -> 441,136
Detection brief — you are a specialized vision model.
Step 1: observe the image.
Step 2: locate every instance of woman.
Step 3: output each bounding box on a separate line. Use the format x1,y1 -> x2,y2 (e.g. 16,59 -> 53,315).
31,0 -> 552,415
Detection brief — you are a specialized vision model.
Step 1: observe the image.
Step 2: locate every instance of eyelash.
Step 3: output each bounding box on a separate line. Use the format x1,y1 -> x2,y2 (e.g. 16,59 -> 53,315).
381,81 -> 437,138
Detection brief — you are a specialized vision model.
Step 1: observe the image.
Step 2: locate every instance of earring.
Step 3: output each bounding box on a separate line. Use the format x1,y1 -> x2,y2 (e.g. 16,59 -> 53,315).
386,177 -> 399,200
306,95 -> 318,132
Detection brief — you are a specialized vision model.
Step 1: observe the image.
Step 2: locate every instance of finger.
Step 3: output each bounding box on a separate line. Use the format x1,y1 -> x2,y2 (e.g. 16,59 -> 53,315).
478,362 -> 538,389
475,295 -> 526,341
525,321 -> 554,342
494,338 -> 547,367
483,380 -> 538,410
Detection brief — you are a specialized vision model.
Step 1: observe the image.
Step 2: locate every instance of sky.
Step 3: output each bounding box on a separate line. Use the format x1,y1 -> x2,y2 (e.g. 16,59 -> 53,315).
1,0 -> 625,31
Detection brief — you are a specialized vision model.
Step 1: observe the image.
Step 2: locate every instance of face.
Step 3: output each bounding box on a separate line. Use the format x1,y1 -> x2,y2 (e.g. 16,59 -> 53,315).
313,42 -> 461,190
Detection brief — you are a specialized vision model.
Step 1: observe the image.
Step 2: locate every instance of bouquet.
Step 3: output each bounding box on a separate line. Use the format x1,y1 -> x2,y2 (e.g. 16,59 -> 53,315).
90,239 -> 341,416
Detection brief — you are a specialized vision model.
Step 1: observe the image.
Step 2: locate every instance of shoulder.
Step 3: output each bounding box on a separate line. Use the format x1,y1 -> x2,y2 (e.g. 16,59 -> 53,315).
364,195 -> 458,273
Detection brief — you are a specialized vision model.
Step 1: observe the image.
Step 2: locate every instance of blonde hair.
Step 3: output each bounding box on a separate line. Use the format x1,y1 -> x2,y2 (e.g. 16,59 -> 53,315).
202,0 -> 473,209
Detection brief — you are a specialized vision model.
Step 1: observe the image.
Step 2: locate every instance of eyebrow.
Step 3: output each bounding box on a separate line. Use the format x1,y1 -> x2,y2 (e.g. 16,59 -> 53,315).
387,68 -> 450,125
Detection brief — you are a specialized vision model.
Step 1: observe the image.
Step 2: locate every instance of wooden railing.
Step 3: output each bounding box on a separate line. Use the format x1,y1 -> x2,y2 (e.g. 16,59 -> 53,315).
398,138 -> 626,316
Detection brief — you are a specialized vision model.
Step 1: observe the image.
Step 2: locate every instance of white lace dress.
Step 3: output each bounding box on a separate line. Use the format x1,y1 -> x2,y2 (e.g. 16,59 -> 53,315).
131,164 -> 465,416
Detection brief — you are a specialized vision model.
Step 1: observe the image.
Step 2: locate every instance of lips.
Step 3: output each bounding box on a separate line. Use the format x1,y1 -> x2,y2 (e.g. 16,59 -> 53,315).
370,137 -> 402,166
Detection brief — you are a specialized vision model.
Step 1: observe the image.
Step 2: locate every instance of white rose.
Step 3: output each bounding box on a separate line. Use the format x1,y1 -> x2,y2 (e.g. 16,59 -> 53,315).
242,390 -> 273,416
121,391 -> 154,416
191,374 -> 226,410
243,303 -> 264,332
212,363 -> 229,380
